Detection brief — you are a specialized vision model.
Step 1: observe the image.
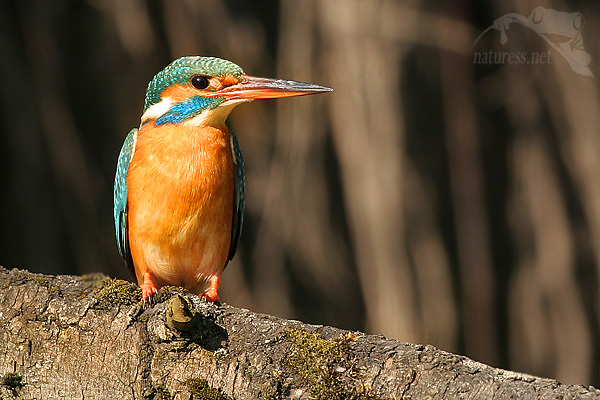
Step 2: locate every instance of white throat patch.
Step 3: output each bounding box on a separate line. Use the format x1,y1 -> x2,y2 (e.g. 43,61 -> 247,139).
182,98 -> 253,128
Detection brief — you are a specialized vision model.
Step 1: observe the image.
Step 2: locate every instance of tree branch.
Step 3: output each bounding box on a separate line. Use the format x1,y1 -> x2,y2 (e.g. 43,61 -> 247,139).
0,266 -> 598,399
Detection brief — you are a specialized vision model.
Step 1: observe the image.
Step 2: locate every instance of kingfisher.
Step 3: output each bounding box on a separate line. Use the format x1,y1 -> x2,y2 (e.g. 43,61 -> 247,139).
113,56 -> 332,302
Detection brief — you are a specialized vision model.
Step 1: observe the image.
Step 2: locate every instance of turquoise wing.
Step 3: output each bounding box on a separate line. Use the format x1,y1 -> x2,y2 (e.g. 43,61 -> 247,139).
114,128 -> 138,274
228,132 -> 245,261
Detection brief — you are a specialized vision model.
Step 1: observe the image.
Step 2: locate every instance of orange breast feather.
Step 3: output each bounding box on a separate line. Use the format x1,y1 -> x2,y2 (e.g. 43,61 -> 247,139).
126,122 -> 234,294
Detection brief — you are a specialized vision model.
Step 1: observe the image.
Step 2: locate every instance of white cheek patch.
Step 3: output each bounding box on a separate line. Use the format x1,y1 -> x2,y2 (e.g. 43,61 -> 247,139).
141,96 -> 253,128
140,98 -> 174,126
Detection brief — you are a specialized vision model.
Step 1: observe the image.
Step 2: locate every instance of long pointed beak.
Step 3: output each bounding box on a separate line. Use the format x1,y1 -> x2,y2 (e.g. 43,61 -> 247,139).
219,74 -> 333,100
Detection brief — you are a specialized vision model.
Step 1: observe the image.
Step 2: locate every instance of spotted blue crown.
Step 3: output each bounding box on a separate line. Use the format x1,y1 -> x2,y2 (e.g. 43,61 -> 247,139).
144,56 -> 244,112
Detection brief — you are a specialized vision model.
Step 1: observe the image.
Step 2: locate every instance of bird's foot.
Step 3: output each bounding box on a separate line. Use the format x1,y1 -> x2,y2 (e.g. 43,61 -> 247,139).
141,272 -> 158,307
201,276 -> 220,302
202,287 -> 219,302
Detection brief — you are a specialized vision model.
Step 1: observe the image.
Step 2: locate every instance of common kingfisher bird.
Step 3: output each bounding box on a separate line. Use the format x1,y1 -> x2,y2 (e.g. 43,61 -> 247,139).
114,56 -> 332,302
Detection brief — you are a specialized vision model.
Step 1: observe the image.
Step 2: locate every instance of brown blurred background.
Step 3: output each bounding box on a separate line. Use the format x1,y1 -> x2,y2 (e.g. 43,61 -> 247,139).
1,0 -> 599,387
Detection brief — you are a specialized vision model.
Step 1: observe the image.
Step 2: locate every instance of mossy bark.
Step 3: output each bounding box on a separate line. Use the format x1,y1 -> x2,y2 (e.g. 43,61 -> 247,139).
0,266 -> 598,400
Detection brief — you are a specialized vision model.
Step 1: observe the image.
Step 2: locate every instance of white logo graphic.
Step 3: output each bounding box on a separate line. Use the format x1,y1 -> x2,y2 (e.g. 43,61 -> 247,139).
474,6 -> 593,77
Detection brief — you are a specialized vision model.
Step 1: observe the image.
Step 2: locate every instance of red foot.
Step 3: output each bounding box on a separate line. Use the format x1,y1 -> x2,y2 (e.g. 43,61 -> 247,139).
141,272 -> 158,302
201,276 -> 220,302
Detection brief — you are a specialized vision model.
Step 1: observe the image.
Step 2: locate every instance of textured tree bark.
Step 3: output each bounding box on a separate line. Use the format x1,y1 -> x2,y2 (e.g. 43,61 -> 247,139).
0,266 -> 598,400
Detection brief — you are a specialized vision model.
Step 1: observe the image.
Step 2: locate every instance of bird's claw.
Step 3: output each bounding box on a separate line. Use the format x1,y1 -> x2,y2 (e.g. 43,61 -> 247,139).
141,272 -> 158,307
142,292 -> 156,308
201,287 -> 219,303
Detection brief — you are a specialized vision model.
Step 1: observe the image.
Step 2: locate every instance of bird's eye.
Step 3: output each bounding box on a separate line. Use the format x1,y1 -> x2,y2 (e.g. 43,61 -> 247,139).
191,75 -> 210,90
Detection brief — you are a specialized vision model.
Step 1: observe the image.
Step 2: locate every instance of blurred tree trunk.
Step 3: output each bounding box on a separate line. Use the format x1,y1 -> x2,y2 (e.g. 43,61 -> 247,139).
1,266 -> 598,400
317,0 -> 420,343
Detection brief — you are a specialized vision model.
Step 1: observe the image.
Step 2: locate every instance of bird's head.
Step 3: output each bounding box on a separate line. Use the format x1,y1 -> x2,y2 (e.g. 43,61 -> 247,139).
140,56 -> 332,128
